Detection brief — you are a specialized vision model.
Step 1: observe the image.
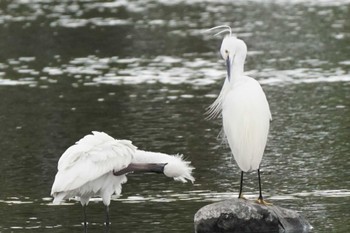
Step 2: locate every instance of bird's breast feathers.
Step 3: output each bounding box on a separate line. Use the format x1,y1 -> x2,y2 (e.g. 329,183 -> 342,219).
222,77 -> 271,172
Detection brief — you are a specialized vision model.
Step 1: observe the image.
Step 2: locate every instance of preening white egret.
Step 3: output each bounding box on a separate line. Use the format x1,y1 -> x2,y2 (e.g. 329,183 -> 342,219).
207,25 -> 271,204
51,131 -> 194,230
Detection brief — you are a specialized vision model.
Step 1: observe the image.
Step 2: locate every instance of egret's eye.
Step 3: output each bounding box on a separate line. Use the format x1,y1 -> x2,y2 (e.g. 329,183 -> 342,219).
225,50 -> 228,54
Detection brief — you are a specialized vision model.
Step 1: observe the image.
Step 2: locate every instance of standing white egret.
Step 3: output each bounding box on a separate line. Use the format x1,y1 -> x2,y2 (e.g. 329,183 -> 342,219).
207,25 -> 271,204
51,131 -> 194,230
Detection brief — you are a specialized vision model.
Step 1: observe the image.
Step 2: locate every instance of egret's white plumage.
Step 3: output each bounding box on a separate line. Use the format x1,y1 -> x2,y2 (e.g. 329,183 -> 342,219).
51,131 -> 194,226
222,76 -> 271,172
207,26 -> 271,202
51,132 -> 135,206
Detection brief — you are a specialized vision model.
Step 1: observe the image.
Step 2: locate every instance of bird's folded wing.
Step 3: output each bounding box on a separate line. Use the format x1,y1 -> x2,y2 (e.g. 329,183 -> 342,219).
51,132 -> 136,194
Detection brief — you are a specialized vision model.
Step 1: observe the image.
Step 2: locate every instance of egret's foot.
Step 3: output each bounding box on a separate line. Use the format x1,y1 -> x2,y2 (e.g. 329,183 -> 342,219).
238,194 -> 247,200
104,222 -> 111,233
256,197 -> 272,206
83,222 -> 88,233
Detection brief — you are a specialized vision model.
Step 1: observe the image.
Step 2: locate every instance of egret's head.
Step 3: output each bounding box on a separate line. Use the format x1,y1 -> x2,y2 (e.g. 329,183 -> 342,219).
207,25 -> 248,80
220,35 -> 247,81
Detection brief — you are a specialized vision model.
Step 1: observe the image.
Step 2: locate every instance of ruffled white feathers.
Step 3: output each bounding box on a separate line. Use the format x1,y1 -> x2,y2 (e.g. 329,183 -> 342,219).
206,78 -> 230,120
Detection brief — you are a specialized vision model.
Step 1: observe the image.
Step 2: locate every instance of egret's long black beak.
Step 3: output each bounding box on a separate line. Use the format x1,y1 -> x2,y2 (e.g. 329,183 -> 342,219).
226,57 -> 231,81
113,163 -> 167,176
148,163 -> 167,174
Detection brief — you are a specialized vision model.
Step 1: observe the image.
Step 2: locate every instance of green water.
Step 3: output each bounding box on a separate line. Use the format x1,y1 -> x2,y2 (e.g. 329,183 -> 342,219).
0,0 -> 349,232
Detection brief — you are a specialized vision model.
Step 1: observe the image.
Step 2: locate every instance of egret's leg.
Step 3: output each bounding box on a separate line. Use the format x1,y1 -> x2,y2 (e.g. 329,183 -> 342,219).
256,169 -> 272,205
83,205 -> 88,233
258,169 -> 263,200
238,171 -> 246,199
106,205 -> 109,233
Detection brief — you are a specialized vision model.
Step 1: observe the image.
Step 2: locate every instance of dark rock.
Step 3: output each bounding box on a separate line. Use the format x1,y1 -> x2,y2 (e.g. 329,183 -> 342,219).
194,199 -> 312,233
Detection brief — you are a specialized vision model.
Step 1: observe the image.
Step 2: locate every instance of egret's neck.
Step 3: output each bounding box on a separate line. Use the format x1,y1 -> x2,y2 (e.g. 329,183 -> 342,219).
228,55 -> 245,83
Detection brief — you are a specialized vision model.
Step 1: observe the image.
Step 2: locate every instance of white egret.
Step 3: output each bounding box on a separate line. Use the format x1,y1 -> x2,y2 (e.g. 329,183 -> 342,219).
51,131 -> 194,230
207,25 -> 271,204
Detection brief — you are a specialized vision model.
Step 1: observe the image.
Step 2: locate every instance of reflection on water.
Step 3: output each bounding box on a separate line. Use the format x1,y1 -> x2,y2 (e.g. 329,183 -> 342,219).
0,0 -> 349,232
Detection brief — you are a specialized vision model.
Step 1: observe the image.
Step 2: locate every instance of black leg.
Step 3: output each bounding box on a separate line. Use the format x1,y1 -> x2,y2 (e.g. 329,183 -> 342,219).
105,205 -> 110,233
238,171 -> 244,198
258,169 -> 263,200
83,205 -> 87,233
256,169 -> 271,205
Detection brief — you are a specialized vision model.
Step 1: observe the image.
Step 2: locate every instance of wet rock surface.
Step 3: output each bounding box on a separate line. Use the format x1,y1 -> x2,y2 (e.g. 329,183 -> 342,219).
194,199 -> 312,233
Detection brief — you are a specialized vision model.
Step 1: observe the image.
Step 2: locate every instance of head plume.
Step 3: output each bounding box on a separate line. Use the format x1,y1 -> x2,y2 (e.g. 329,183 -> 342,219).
206,25 -> 234,37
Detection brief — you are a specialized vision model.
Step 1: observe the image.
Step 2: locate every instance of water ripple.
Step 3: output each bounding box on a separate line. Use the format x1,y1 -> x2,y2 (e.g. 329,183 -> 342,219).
1,0 -> 349,28
1,189 -> 349,207
1,55 -> 349,87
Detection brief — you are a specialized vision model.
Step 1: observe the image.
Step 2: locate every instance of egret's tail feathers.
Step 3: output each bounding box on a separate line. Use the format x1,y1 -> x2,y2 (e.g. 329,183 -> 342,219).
133,150 -> 195,183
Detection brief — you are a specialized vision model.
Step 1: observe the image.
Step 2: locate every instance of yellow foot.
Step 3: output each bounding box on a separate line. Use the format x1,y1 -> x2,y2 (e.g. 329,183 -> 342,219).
256,198 -> 273,206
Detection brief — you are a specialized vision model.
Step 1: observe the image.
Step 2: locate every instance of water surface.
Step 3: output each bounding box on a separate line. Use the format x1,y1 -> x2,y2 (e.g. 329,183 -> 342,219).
0,0 -> 349,232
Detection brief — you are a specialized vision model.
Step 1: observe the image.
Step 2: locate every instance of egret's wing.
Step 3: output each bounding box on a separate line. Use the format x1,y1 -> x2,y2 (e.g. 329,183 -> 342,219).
51,131 -> 136,194
57,131 -> 116,170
